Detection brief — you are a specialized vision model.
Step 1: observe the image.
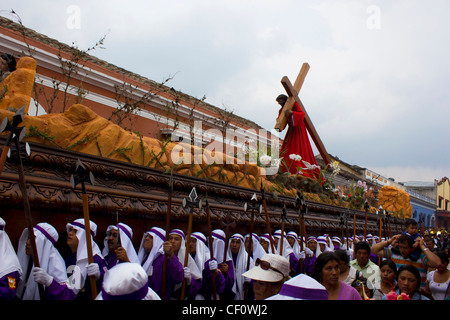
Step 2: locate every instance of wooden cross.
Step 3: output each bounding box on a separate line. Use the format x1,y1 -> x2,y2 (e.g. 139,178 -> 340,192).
274,63 -> 332,165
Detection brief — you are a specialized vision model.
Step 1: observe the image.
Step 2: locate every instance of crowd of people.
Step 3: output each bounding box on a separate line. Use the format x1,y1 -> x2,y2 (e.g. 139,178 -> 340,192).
0,216 -> 449,301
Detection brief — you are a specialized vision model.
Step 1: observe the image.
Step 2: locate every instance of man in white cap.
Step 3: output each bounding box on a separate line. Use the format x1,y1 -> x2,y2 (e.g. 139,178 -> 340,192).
259,233 -> 275,254
242,253 -> 291,300
138,227 -> 184,300
317,235 -> 333,254
266,273 -> 328,300
287,231 -> 302,260
228,233 -> 254,300
190,232 -> 211,273
303,236 -> 319,277
46,218 -> 107,300
102,222 -> 139,269
138,226 -> 166,276
168,229 -> 202,299
211,229 -> 235,300
332,236 -> 343,251
245,233 -> 266,262
191,231 -> 227,300
273,229 -> 299,276
96,262 -> 160,300
0,217 -> 22,299
364,235 -> 380,265
16,222 -> 68,300
344,236 -> 355,259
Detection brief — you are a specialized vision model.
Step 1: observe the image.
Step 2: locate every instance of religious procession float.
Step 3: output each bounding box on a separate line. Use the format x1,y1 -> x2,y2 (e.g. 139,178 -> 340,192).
0,55 -> 409,254
0,11 -> 412,258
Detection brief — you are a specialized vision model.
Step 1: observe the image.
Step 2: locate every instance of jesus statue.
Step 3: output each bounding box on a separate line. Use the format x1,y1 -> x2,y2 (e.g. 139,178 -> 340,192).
276,94 -> 320,179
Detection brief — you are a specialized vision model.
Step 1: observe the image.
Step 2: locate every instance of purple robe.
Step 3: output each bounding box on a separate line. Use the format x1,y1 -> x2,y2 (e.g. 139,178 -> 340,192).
0,271 -> 20,300
104,252 -> 118,269
303,255 -> 316,277
200,259 -> 226,299
45,253 -> 107,300
148,253 -> 184,300
369,252 -> 379,265
288,252 -> 300,276
185,278 -> 202,300
220,260 -> 236,300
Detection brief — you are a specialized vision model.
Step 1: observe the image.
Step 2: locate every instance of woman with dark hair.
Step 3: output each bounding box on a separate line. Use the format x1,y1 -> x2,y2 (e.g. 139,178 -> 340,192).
335,249 -> 360,285
388,264 -> 429,300
314,252 -> 361,300
373,259 -> 397,300
425,251 -> 450,300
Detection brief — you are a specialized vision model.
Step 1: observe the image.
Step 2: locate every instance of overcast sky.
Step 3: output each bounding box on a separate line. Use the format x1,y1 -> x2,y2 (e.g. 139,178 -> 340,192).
2,1 -> 450,183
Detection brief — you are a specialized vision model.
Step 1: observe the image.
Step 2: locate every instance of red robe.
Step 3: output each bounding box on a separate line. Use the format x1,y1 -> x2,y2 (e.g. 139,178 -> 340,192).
278,102 -> 320,179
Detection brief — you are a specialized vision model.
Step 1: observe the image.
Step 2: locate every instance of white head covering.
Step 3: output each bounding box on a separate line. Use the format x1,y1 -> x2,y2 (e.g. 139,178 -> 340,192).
332,236 -> 342,249
102,223 -> 139,264
211,229 -> 231,263
191,232 -> 210,271
0,218 -> 22,280
307,236 -> 321,257
137,227 -> 165,276
260,233 -> 275,254
16,223 -> 68,300
242,253 -> 290,283
266,273 -> 328,300
287,231 -> 302,260
324,234 -> 334,250
244,233 -> 266,262
344,236 -> 354,249
96,262 -> 160,300
65,218 -> 103,284
317,236 -> 332,255
169,229 -> 202,281
274,229 -> 294,259
227,233 -> 254,300
341,237 -> 354,259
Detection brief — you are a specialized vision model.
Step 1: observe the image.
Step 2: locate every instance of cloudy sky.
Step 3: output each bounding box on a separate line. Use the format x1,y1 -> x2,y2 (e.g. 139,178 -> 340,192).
2,1 -> 450,182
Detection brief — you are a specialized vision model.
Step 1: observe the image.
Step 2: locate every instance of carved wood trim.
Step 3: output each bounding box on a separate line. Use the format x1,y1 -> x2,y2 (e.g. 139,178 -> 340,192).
0,136 -> 403,237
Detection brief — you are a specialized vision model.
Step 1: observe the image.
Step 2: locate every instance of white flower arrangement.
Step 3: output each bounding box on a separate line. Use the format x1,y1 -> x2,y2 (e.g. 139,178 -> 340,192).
259,154 -> 272,166
302,160 -> 320,170
289,154 -> 302,161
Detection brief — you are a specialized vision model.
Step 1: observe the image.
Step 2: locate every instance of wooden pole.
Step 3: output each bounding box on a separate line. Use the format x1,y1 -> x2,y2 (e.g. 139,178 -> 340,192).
364,204 -> 368,242
180,188 -> 199,300
70,159 -> 96,299
222,234 -> 229,265
246,209 -> 255,271
14,136 -> 45,300
81,191 -> 97,299
352,211 -> 356,259
180,213 -> 193,300
378,209 -> 383,265
180,208 -> 194,300
161,175 -> 173,300
261,182 -> 276,253
205,199 -> 217,300
279,203 -> 287,256
387,214 -> 392,239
